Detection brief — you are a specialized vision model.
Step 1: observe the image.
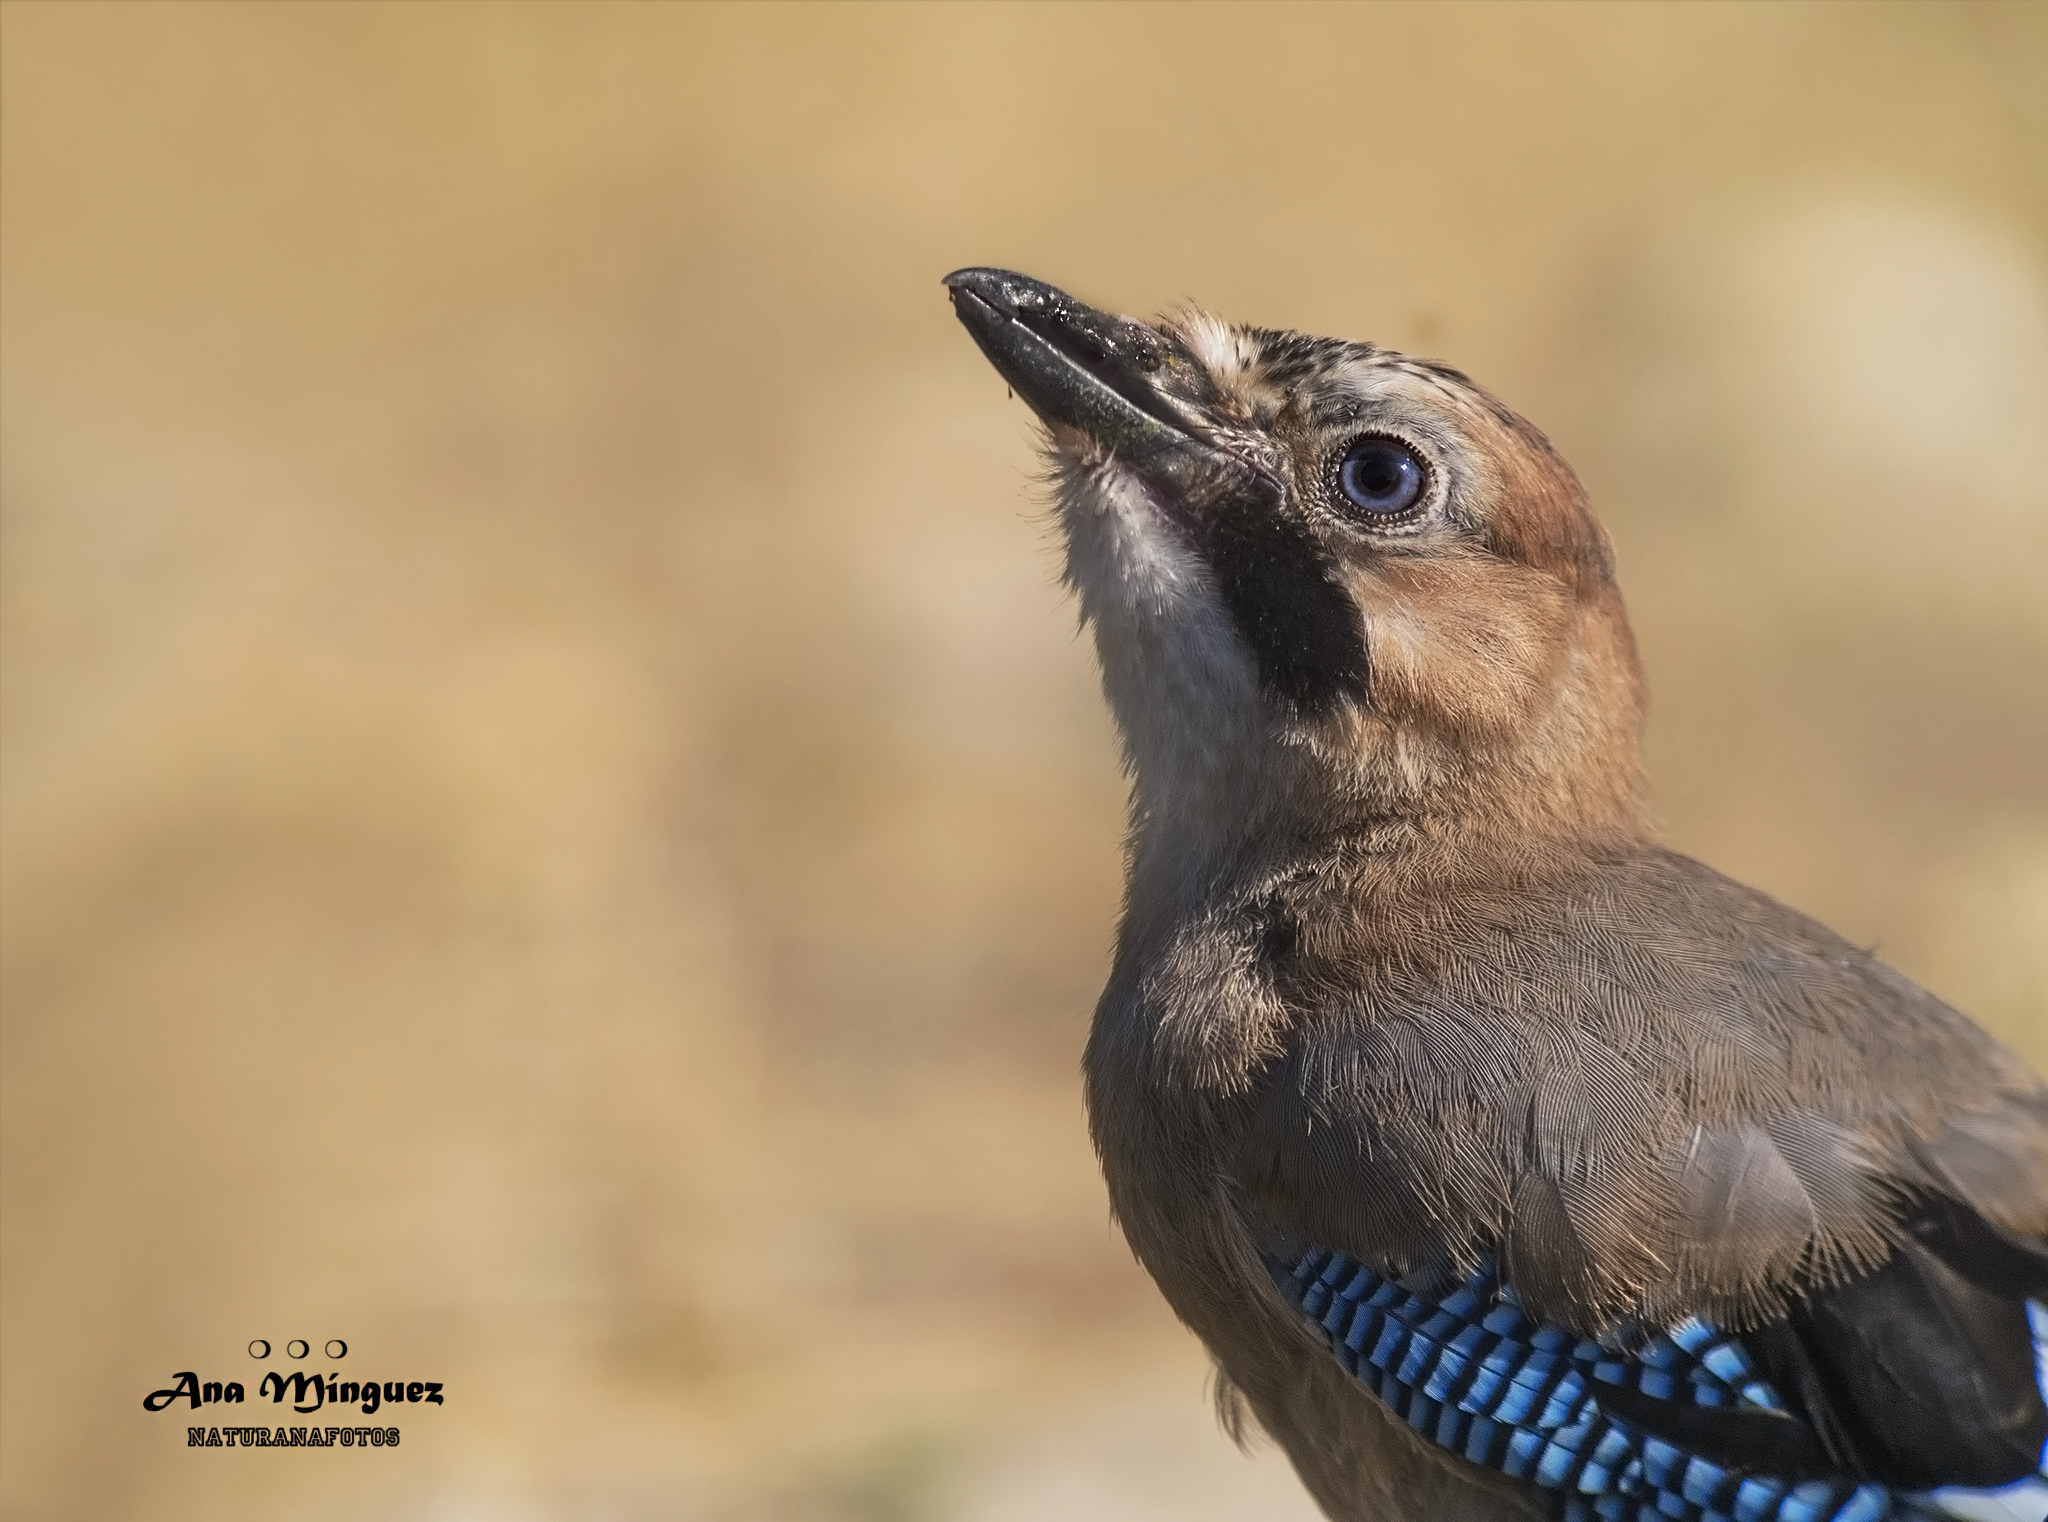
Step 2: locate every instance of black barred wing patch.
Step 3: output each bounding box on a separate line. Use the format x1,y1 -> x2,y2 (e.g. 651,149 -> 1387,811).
1272,1248 -> 2048,1522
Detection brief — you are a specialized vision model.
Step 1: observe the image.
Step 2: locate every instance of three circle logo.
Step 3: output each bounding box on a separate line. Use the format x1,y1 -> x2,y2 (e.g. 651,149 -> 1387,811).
246,1340 -> 348,1359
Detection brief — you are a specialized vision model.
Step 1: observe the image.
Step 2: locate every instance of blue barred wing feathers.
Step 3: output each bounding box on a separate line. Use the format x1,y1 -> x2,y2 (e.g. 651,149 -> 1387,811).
1272,1247 -> 2048,1522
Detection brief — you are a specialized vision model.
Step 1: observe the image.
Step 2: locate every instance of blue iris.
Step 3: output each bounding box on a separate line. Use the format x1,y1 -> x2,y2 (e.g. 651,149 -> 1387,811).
1338,438 -> 1427,517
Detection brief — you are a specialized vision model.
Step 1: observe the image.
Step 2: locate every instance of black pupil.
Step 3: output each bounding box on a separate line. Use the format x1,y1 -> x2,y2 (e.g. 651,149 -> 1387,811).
1339,441 -> 1423,516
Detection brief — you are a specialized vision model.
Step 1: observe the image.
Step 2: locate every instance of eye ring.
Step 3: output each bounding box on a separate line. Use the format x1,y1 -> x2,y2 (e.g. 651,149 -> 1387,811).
1330,436 -> 1431,529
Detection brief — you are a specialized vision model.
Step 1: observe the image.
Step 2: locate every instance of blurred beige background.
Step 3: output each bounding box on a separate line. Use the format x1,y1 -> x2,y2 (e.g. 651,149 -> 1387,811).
2,4 -> 2044,1520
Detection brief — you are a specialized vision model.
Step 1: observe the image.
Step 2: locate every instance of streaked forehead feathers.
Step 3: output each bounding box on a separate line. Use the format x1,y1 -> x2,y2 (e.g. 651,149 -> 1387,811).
1164,316 -> 1527,445
1165,312 -> 1362,427
1166,309 -> 1260,387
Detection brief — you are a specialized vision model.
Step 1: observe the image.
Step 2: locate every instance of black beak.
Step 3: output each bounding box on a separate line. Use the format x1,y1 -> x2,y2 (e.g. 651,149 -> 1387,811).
943,268 -> 1203,465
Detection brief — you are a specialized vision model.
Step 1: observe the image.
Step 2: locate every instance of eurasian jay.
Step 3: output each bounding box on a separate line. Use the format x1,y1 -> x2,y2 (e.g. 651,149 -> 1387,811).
946,268 -> 2048,1522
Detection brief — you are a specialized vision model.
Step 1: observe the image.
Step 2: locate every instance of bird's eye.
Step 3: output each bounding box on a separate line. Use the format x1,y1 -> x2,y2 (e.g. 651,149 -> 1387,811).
1336,438 -> 1427,521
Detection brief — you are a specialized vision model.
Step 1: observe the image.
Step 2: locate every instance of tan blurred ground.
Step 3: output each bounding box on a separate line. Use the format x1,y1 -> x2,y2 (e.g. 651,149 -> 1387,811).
1,4 -> 2044,1520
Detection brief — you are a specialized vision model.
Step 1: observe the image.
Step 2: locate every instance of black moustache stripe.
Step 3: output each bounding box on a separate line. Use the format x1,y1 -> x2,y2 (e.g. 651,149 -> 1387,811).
1203,496 -> 1370,714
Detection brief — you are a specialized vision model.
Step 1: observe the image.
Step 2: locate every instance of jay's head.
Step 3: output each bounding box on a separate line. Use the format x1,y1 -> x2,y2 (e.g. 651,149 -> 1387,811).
947,269 -> 1653,856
